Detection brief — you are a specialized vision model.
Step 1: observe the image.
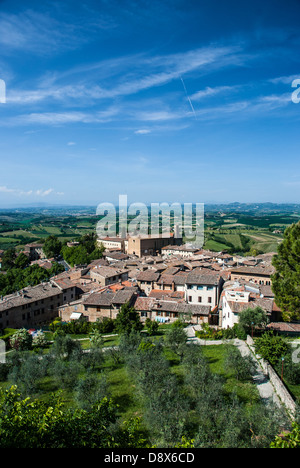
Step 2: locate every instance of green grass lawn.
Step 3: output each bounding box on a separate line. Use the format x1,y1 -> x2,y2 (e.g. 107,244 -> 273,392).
104,360 -> 143,421
201,344 -> 261,406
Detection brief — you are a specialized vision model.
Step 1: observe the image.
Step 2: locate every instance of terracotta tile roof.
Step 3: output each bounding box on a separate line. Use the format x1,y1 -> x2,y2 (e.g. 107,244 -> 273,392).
230,265 -> 275,276
149,289 -> 185,301
91,265 -> 128,278
154,300 -> 211,316
134,296 -> 157,311
83,289 -> 135,307
136,270 -> 160,282
186,270 -> 221,286
267,322 -> 300,333
0,282 -> 62,312
226,297 -> 274,314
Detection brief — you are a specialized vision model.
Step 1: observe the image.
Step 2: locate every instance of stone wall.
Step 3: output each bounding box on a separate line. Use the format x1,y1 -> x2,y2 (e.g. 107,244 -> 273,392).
246,335 -> 296,418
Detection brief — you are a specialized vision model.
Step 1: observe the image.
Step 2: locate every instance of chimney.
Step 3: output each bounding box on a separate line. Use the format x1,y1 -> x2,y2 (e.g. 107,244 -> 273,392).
172,281 -> 175,292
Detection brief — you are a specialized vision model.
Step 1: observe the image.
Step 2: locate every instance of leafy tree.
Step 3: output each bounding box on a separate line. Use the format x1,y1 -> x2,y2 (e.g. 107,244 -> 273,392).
1,248 -> 16,270
164,326 -> 188,360
81,346 -> 104,371
14,252 -> 30,269
223,345 -> 255,381
254,331 -> 289,366
43,235 -> 62,258
183,344 -> 213,397
79,232 -> 98,254
271,221 -> 300,321
61,233 -> 104,267
8,352 -> 47,395
50,358 -> 83,390
49,335 -> 82,361
171,319 -> 185,328
61,244 -> 89,266
0,386 -> 147,448
270,422 -> 300,448
145,318 -> 159,336
75,375 -> 108,411
89,329 -> 104,348
115,302 -> 143,335
94,317 -> 115,334
238,306 -> 268,335
0,262 -> 64,297
275,352 -> 300,385
144,373 -> 189,446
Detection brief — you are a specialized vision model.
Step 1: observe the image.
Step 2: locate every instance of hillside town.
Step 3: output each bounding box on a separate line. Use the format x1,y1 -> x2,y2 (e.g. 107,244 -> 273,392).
1,233 -> 297,335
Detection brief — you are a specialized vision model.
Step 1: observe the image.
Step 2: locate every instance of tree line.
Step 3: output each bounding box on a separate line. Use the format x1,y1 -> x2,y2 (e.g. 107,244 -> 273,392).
0,249 -> 65,297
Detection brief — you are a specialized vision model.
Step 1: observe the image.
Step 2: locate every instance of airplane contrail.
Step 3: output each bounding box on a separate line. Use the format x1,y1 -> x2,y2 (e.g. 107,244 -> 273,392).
180,76 -> 197,120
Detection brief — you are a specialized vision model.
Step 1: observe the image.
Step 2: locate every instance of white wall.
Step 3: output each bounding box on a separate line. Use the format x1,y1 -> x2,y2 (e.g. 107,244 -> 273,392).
185,284 -> 217,307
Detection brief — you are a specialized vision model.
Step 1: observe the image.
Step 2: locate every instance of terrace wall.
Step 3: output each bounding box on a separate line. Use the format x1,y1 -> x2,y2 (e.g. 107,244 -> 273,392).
246,335 -> 296,419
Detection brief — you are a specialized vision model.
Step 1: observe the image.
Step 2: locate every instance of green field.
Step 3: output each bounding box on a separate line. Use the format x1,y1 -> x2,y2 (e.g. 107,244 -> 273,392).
203,228 -> 283,254
0,204 -> 299,254
0,213 -> 97,251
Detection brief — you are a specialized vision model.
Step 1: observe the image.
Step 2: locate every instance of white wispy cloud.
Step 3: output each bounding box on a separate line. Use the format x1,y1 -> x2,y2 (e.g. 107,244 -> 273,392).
190,85 -> 239,101
4,107 -> 119,126
6,45 -> 242,106
0,8 -> 115,55
0,10 -> 75,54
4,43 -> 292,128
134,129 -> 151,134
194,92 -> 292,120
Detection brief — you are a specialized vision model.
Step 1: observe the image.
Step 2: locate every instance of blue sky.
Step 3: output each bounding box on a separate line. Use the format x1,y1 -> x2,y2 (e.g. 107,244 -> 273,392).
0,0 -> 300,207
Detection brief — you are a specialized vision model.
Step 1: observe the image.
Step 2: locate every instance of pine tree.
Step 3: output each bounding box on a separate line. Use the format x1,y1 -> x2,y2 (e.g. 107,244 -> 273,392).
271,221 -> 300,321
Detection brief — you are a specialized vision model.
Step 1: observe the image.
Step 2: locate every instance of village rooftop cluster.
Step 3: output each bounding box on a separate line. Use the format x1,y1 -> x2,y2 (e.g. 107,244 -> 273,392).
0,233 -> 297,335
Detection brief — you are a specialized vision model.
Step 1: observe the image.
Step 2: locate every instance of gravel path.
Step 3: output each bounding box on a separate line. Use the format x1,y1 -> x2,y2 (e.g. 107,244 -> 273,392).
233,338 -> 282,407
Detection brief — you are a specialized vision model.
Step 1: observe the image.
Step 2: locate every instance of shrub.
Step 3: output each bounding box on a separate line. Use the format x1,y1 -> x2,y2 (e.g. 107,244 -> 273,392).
254,331 -> 289,366
94,317 -> 115,334
195,323 -> 220,340
89,329 -> 104,348
145,318 -> 159,336
9,329 -> 33,351
32,331 -> 48,348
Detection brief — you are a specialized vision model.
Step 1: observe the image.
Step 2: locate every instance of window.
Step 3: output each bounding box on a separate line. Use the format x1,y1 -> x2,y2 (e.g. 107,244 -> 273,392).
208,297 -> 212,303
188,296 -> 192,302
207,286 -> 213,291
197,286 -> 203,290
198,297 -> 202,303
